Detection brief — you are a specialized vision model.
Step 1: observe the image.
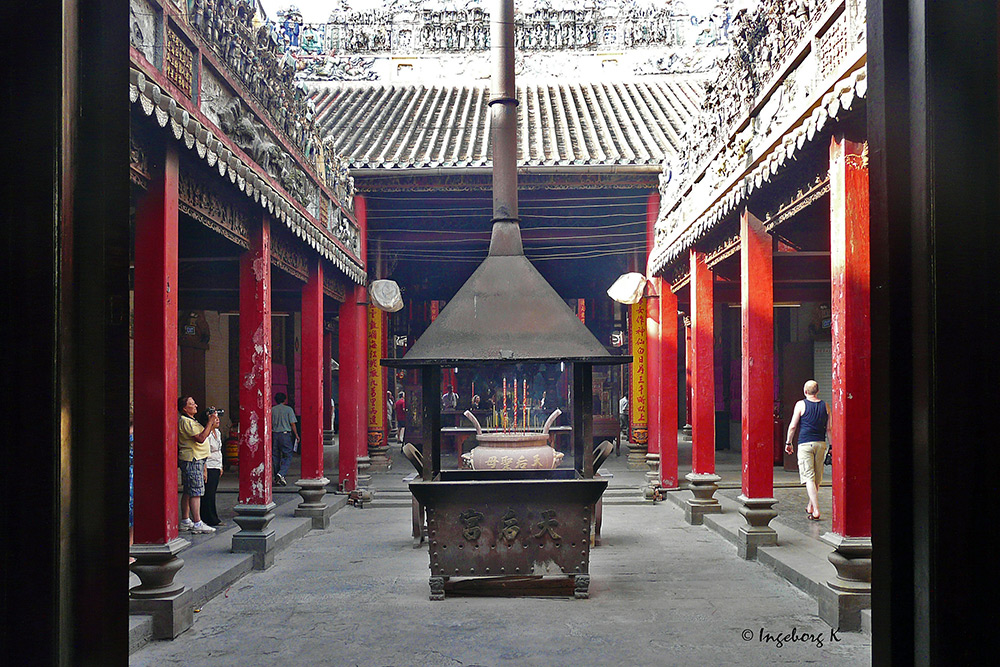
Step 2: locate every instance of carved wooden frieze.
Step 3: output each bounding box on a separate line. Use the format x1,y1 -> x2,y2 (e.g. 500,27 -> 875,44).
323,272 -> 346,301
269,224 -> 310,282
129,124 -> 151,186
178,166 -> 251,248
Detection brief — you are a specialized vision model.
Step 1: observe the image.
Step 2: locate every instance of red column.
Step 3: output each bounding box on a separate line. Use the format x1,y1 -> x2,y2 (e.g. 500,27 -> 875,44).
300,258 -> 324,481
237,213 -> 273,507
133,142 -> 180,545
737,209 -> 777,558
323,329 -> 334,431
338,284 -> 367,491
684,320 -> 693,427
660,283 -> 679,488
645,285 -> 661,492
644,193 -> 661,489
740,209 -> 774,500
829,134 -> 872,540
690,249 -> 715,474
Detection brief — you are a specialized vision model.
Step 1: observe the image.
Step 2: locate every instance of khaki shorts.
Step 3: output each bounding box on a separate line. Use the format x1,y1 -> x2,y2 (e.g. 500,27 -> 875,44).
796,441 -> 827,485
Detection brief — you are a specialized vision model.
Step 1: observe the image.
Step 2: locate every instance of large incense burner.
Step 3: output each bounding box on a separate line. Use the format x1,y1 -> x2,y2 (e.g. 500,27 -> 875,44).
381,0 -> 628,600
462,408 -> 565,470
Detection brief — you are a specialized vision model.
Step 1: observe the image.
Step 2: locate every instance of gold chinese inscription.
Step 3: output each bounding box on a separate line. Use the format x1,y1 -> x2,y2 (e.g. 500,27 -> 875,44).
532,510 -> 561,540
165,26 -> 193,98
459,509 -> 484,541
500,509 -> 520,543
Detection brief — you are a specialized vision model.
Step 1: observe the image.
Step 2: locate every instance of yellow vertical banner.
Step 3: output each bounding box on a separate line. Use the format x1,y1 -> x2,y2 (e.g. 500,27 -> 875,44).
367,305 -> 385,450
630,300 -> 648,445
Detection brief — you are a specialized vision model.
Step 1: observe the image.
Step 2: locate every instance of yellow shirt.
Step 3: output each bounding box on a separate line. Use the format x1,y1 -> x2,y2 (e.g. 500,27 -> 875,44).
178,414 -> 210,461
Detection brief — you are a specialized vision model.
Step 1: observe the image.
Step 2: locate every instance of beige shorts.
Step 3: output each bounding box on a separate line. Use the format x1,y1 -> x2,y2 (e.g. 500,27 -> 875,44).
796,441 -> 827,485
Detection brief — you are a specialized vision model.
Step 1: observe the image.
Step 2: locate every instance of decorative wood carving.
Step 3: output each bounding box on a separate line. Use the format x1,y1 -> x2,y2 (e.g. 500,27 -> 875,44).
178,166 -> 251,248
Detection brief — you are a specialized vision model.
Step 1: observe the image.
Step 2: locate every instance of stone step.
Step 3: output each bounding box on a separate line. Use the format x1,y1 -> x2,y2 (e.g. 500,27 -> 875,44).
128,614 -> 154,655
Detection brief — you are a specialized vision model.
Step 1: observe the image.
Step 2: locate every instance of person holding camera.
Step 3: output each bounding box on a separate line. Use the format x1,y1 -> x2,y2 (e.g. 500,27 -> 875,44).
178,396 -> 218,534
200,406 -> 225,527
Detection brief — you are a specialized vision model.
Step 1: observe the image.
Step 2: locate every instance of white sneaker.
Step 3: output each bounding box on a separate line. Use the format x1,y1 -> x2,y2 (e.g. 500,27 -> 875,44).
191,521 -> 216,534
179,519 -> 194,531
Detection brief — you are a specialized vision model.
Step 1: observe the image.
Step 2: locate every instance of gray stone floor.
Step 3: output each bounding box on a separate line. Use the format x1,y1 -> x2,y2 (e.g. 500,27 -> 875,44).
136,446 -> 868,666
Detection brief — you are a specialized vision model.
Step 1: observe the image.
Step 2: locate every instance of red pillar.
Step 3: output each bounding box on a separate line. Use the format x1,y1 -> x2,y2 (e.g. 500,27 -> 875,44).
829,133 -> 872,542
300,258 -> 324,481
646,285 -> 661,489
684,319 -> 693,427
323,329 -> 334,431
644,193 -> 661,489
685,249 -> 721,523
237,213 -> 273,506
690,249 -> 715,474
740,209 -> 775,499
132,142 -> 180,546
737,209 -> 777,557
660,283 -> 679,489
338,284 -> 367,492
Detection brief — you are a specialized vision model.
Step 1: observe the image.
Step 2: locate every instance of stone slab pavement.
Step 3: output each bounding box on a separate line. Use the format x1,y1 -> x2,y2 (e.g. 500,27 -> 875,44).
132,474 -> 871,666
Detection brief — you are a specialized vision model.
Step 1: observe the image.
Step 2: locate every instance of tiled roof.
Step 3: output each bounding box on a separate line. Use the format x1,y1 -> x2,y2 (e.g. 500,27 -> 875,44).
309,78 -> 703,170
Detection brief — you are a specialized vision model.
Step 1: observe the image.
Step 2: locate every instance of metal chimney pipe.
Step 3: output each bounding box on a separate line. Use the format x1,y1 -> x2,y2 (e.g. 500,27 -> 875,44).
488,0 -> 523,256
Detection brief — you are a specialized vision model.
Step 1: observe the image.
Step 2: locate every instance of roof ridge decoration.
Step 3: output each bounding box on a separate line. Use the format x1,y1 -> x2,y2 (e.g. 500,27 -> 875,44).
131,67 -> 366,285
268,0 -> 735,81
650,0 -> 867,274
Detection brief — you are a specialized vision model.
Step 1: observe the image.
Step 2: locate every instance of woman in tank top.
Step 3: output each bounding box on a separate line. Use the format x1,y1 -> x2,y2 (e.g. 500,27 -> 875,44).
784,380 -> 829,521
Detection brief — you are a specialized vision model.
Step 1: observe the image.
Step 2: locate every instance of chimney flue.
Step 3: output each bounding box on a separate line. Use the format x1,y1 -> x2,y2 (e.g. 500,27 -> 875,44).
488,0 -> 522,256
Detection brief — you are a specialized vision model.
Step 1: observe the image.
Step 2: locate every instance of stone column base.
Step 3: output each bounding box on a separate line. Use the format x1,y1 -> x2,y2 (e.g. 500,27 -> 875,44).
684,472 -> 722,525
626,442 -> 649,470
736,495 -> 778,559
367,444 -> 391,471
643,453 -> 660,499
232,502 -> 277,570
818,534 -> 872,631
295,477 -> 334,529
129,538 -> 192,638
356,455 -> 373,487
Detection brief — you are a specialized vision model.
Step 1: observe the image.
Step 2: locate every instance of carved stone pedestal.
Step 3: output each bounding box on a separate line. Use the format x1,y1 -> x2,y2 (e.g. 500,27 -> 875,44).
356,454 -> 373,488
367,444 -> 391,471
684,472 -> 722,525
736,495 -> 778,559
626,441 -> 648,470
295,477 -> 334,529
232,502 -> 277,570
129,538 -> 193,639
643,452 -> 660,499
818,534 -> 872,630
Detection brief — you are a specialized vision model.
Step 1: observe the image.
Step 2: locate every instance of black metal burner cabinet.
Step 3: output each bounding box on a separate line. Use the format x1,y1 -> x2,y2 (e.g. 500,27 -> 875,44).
382,0 -> 629,599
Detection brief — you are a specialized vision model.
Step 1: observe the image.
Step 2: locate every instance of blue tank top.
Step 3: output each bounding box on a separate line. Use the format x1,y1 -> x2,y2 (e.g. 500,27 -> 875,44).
797,399 -> 828,444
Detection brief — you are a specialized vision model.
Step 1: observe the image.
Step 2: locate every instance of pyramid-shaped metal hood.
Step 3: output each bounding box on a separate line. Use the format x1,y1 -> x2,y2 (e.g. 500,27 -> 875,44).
386,0 -> 621,368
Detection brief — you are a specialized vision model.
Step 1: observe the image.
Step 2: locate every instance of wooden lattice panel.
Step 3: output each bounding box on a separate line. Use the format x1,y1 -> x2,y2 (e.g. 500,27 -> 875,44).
165,26 -> 193,97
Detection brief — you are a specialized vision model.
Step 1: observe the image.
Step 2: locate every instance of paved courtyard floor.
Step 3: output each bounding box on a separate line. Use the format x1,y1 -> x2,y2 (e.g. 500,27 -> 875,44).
134,450 -> 870,666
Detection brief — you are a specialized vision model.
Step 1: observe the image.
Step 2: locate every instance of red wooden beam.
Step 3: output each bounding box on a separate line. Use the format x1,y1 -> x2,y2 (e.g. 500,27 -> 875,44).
740,210 -> 775,500
238,212 -> 273,506
830,133 -> 872,539
301,258 -> 324,481
690,249 -> 715,474
133,142 -> 180,544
